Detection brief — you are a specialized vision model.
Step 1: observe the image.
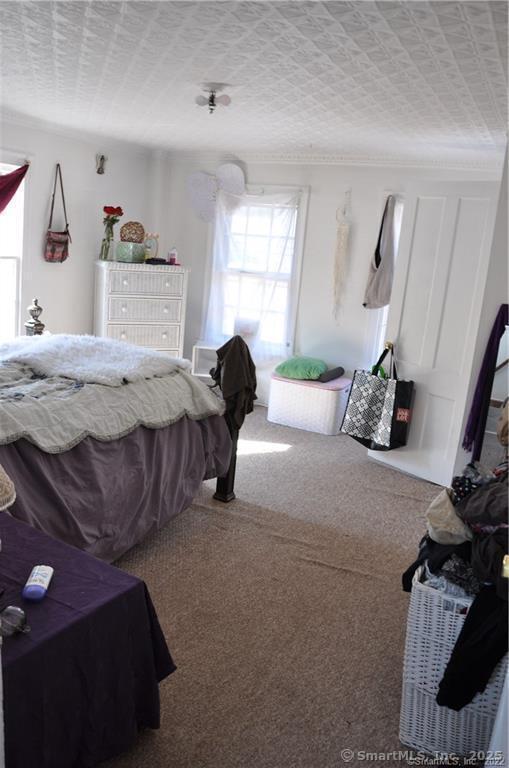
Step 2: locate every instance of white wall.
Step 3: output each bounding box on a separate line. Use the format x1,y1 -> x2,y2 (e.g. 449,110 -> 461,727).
0,116 -> 502,373
0,117 -> 156,334
165,154 -> 500,373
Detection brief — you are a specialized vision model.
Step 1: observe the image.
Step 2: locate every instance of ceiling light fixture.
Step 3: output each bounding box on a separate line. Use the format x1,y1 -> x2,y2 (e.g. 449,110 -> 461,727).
195,82 -> 231,114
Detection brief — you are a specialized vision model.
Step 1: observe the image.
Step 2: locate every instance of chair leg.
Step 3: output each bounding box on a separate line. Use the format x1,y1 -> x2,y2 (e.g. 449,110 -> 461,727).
214,426 -> 238,503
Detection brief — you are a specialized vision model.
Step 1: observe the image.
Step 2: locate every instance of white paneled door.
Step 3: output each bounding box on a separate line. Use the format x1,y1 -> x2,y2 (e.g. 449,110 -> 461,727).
369,181 -> 499,487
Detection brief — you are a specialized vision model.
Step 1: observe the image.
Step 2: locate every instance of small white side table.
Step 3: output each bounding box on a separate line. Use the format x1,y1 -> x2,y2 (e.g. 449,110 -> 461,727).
191,343 -> 217,381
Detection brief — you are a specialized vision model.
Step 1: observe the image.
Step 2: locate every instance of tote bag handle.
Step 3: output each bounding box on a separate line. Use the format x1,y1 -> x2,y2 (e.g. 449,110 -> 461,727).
372,344 -> 398,380
48,164 -> 70,235
373,196 -> 390,269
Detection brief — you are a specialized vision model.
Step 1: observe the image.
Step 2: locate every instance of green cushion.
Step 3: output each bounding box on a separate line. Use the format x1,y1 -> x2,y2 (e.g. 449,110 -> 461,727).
275,356 -> 328,381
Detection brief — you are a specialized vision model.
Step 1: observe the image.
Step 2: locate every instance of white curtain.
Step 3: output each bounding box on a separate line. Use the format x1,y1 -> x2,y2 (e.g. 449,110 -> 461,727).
203,189 -> 300,363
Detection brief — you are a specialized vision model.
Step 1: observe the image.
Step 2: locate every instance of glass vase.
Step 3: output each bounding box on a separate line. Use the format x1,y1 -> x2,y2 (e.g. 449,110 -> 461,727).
99,222 -> 114,260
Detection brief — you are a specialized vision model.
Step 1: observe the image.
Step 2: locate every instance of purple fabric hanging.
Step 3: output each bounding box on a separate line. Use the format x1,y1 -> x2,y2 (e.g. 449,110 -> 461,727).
0,163 -> 29,214
463,303 -> 508,461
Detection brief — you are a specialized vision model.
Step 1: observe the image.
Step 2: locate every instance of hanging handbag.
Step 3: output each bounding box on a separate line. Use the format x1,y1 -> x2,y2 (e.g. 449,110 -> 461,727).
362,195 -> 396,309
44,164 -> 71,263
340,344 -> 414,451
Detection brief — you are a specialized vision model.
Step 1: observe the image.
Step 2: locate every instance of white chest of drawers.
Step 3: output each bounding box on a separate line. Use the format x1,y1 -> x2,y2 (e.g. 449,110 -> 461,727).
94,261 -> 189,357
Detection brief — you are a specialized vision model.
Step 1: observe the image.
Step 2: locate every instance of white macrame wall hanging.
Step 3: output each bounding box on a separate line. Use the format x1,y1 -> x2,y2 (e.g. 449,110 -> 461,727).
333,189 -> 352,319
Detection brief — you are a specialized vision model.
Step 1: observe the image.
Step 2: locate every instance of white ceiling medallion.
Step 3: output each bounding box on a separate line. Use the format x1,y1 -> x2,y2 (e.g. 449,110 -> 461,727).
195,82 -> 231,114
187,163 -> 245,222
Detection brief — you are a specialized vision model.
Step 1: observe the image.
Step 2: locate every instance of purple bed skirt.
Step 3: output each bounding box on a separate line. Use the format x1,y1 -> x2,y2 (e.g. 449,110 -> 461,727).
0,414 -> 231,562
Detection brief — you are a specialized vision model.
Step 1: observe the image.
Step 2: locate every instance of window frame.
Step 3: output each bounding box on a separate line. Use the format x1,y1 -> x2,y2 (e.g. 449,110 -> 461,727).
0,149 -> 30,339
202,184 -> 309,356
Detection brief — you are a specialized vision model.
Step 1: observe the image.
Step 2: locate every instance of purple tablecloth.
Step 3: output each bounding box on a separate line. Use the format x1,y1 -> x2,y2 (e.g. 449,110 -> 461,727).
0,514 -> 176,768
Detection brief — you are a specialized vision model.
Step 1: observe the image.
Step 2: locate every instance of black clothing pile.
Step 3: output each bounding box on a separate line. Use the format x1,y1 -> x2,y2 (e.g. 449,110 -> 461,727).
402,537 -> 474,593
436,585 -> 507,711
451,460 -> 500,505
403,464 -> 508,712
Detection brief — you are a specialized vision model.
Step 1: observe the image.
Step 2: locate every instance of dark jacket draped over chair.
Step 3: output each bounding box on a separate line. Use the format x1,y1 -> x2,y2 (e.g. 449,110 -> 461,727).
210,335 -> 257,431
210,335 -> 257,503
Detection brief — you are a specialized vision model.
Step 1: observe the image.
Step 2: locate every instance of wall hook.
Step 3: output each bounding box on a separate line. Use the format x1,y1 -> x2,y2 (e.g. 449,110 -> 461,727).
343,188 -> 351,217
337,188 -> 352,222
96,154 -> 107,175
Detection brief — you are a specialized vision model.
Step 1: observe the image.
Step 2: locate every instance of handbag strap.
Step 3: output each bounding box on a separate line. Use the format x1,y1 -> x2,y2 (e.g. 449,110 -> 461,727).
48,164 -> 70,233
372,345 -> 398,380
374,196 -> 391,269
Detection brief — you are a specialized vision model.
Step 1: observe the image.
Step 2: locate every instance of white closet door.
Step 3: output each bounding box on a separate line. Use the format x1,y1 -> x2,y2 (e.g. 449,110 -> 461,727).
369,181 -> 499,487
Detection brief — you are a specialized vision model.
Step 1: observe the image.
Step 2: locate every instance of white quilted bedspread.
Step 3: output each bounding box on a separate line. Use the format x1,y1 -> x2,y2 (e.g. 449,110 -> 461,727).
0,336 -> 224,453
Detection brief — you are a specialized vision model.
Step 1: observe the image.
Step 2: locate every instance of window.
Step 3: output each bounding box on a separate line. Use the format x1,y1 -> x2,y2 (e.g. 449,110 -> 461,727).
0,162 -> 25,341
204,188 -> 305,361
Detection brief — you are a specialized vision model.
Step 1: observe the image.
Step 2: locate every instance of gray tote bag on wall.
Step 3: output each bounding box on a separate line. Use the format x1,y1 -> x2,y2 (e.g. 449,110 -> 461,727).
363,195 -> 396,309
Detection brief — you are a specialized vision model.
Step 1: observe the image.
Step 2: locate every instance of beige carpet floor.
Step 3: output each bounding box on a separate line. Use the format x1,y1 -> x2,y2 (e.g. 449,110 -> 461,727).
107,407 -> 438,768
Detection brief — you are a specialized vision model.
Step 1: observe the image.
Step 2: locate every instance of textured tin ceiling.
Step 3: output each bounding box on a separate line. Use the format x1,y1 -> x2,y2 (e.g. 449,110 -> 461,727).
0,1 -> 507,167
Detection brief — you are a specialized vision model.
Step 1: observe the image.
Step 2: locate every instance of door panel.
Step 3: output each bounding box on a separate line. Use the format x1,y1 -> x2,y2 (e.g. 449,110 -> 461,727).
398,196 -> 448,367
369,182 -> 499,487
434,198 -> 489,374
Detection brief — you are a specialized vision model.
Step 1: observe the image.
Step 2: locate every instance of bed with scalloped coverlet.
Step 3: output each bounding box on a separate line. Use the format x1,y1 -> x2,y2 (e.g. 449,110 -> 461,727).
0,335 -> 231,561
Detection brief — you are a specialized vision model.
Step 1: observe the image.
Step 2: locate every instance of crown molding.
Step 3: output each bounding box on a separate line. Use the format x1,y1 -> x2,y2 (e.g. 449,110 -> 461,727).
240,151 -> 504,172
1,109 -> 504,174
166,148 -> 504,173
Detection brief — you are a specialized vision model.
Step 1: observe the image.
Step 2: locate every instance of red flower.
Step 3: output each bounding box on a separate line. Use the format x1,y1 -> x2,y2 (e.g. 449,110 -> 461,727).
103,206 -> 123,216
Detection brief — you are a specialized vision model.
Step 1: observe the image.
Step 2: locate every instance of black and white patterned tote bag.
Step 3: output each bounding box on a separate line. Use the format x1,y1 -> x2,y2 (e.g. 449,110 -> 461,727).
341,346 -> 414,451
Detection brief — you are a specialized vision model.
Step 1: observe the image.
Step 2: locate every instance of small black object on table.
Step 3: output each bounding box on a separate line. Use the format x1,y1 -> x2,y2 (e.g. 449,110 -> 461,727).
0,513 -> 175,768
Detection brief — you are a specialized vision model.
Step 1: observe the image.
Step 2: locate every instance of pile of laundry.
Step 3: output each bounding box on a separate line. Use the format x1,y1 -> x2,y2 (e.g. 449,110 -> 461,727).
403,457 -> 508,712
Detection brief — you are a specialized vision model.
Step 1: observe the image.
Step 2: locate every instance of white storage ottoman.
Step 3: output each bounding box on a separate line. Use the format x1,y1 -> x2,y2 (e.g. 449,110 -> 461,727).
267,374 -> 352,435
400,567 -> 508,757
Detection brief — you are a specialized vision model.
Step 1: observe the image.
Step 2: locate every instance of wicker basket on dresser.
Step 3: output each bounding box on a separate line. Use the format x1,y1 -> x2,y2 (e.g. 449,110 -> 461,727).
94,261 -> 189,357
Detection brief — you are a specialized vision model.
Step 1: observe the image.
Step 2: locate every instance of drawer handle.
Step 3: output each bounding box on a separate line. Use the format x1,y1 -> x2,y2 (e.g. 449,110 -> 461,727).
165,281 -> 170,288
163,306 -> 169,314
120,332 -> 127,340
162,332 -> 168,340
121,305 -> 127,313
122,279 -> 128,287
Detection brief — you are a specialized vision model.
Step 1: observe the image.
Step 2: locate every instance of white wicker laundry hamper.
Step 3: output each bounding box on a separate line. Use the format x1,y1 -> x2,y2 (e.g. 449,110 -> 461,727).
399,567 -> 508,758
267,374 -> 351,435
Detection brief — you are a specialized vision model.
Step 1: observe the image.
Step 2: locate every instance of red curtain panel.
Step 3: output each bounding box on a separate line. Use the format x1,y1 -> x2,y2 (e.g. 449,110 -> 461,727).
0,163 -> 29,214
